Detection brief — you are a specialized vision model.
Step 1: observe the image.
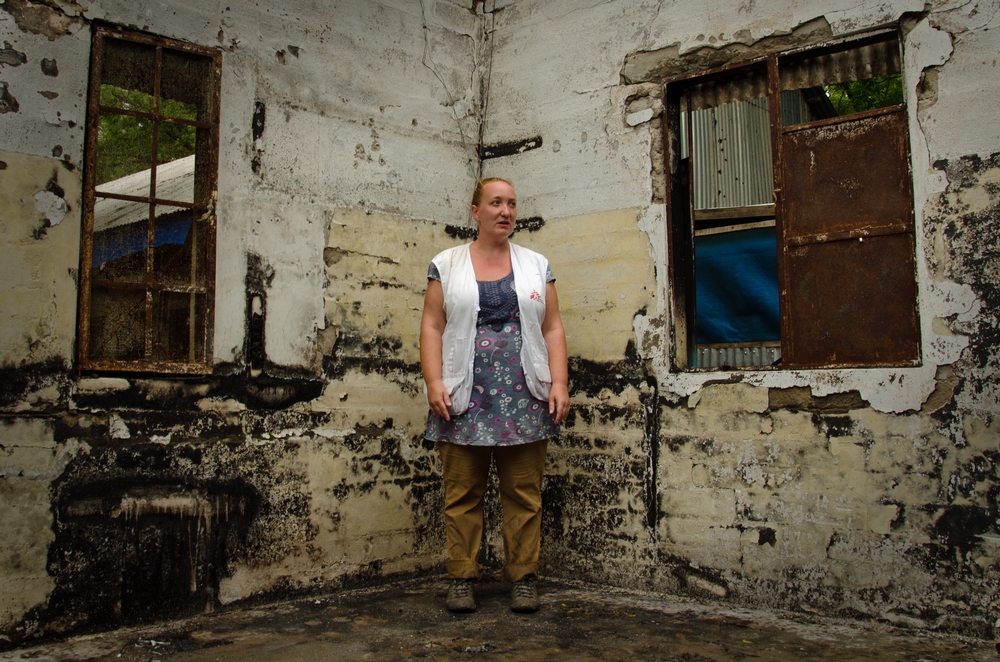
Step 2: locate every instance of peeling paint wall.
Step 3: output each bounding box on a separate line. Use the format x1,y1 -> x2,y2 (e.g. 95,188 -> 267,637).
0,151 -> 79,367
483,0 -> 1000,638
0,0 -> 479,645
1,0 -> 1000,648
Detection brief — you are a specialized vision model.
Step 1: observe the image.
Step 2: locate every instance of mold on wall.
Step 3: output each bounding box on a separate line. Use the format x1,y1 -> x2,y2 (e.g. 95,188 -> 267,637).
0,418 -> 62,638
481,0 -> 1000,638
1,0 -> 1000,648
656,381 -> 998,634
2,382 -> 442,645
1,0 -> 477,646
0,150 -> 80,368
925,153 -> 1000,426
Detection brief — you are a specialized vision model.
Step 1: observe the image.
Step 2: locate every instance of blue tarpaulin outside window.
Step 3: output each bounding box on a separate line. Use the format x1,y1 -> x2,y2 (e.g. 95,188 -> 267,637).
694,226 -> 780,344
92,212 -> 193,268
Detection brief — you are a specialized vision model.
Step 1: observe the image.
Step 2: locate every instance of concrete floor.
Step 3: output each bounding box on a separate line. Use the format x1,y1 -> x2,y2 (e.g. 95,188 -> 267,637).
2,578 -> 997,661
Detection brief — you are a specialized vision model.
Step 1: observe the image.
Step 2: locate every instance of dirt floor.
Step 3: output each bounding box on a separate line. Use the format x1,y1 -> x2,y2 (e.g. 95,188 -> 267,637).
2,578 -> 998,661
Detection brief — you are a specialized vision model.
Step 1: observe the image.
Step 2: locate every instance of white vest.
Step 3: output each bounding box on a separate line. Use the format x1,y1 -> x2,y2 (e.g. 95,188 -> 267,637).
430,242 -> 552,416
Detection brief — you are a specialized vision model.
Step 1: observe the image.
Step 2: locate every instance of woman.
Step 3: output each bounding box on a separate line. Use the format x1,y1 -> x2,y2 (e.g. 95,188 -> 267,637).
420,177 -> 570,614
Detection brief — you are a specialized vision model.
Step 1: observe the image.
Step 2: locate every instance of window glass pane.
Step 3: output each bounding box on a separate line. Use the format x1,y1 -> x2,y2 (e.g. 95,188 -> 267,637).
694,226 -> 780,344
152,291 -> 205,363
91,217 -> 148,283
95,111 -> 154,191
161,48 -> 212,121
780,37 -> 902,126
192,127 -> 215,206
152,205 -> 205,287
89,285 -> 146,361
155,132 -> 196,204
100,38 -> 155,102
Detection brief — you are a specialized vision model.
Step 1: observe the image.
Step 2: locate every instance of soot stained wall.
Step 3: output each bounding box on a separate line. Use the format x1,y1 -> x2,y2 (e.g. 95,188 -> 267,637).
2,0 -> 1000,648
479,0 -> 1000,639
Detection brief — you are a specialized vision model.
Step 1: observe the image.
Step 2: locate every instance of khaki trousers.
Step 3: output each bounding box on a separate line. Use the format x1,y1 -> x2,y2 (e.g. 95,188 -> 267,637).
438,440 -> 548,583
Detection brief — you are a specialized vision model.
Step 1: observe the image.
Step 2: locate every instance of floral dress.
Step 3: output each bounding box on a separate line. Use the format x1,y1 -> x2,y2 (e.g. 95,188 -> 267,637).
425,263 -> 558,446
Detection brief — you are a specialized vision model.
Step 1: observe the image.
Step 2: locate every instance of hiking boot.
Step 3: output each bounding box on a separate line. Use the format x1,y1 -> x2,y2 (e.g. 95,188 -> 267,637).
510,577 -> 539,613
446,579 -> 476,613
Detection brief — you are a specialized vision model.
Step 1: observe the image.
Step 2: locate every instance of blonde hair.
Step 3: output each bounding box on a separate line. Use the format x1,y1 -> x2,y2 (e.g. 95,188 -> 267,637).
470,177 -> 515,207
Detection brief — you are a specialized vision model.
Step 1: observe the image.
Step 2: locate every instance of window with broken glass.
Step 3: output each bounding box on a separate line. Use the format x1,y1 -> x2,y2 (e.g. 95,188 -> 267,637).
664,29 -> 920,370
78,26 -> 221,373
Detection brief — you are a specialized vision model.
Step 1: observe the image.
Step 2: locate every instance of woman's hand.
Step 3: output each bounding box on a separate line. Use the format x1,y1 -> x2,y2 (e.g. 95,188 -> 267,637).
426,379 -> 452,422
548,382 -> 570,424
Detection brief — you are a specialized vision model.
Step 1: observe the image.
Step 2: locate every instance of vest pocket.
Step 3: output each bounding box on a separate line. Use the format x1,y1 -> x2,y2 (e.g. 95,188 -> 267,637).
442,328 -> 466,373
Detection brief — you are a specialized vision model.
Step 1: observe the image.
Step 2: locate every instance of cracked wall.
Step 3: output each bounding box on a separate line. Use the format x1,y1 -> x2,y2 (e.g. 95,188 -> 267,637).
483,0 -> 1000,638
1,0 -> 1000,647
0,0 -> 484,645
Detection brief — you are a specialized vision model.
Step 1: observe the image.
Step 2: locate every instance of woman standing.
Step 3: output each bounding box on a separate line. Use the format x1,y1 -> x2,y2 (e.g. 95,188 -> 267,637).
420,177 -> 570,613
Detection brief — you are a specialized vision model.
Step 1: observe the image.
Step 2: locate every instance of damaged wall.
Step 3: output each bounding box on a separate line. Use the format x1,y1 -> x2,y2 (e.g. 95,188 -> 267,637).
0,0 -> 484,646
0,151 -> 79,368
478,0 -> 1000,638
1,0 -> 1000,648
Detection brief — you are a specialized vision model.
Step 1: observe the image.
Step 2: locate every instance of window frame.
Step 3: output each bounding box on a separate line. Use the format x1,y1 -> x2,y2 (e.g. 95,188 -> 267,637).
77,25 -> 222,375
663,27 -> 921,372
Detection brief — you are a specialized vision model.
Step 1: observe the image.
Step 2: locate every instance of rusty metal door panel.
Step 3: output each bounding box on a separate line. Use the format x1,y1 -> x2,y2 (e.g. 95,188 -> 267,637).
784,233 -> 920,367
781,110 -> 912,243
779,106 -> 919,367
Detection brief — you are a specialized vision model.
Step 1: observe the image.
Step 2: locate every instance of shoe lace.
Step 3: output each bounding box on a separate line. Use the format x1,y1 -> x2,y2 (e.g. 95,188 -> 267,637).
513,579 -> 535,598
452,580 -> 472,597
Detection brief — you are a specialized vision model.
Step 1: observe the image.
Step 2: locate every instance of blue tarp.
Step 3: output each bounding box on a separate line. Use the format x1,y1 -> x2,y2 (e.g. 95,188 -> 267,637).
92,213 -> 192,267
694,226 -> 780,344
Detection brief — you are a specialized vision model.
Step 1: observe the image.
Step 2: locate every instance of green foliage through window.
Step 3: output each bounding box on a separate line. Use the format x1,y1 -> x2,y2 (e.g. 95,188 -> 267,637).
96,85 -> 197,185
823,74 -> 903,116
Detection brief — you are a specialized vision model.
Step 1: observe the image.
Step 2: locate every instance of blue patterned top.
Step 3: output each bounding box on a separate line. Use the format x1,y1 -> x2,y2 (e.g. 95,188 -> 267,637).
425,263 -> 558,446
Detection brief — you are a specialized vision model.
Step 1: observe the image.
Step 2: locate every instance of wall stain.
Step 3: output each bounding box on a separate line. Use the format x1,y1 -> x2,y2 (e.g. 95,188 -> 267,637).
444,224 -> 476,241
32,444 -> 265,642
478,135 -> 542,160
0,41 -> 27,67
0,357 -> 69,408
0,81 -> 20,113
813,414 -> 853,438
1,0 -> 86,40
513,216 -> 545,234
251,101 -> 265,175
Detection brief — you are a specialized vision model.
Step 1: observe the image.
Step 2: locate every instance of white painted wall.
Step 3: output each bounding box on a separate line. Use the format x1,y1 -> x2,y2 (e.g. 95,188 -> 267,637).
483,0 -> 1000,414
2,0 -> 1000,638
1,0 -> 484,370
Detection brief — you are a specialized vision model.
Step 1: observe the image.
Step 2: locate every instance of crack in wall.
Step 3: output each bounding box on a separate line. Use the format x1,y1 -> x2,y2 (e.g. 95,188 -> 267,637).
419,0 -> 486,180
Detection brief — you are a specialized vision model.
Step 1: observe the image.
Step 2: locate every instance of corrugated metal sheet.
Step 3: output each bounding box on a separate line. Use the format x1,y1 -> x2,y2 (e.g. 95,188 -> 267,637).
682,97 -> 773,210
779,38 -> 900,91
779,89 -> 811,126
681,91 -> 815,209
686,69 -> 768,110
696,345 -> 781,368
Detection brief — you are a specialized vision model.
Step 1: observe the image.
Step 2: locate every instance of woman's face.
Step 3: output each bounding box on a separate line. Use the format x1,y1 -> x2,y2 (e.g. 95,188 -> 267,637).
471,181 -> 517,241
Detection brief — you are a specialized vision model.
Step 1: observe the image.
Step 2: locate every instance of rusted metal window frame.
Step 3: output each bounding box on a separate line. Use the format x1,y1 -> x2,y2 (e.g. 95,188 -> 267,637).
663,27 -> 921,371
78,24 -> 221,375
